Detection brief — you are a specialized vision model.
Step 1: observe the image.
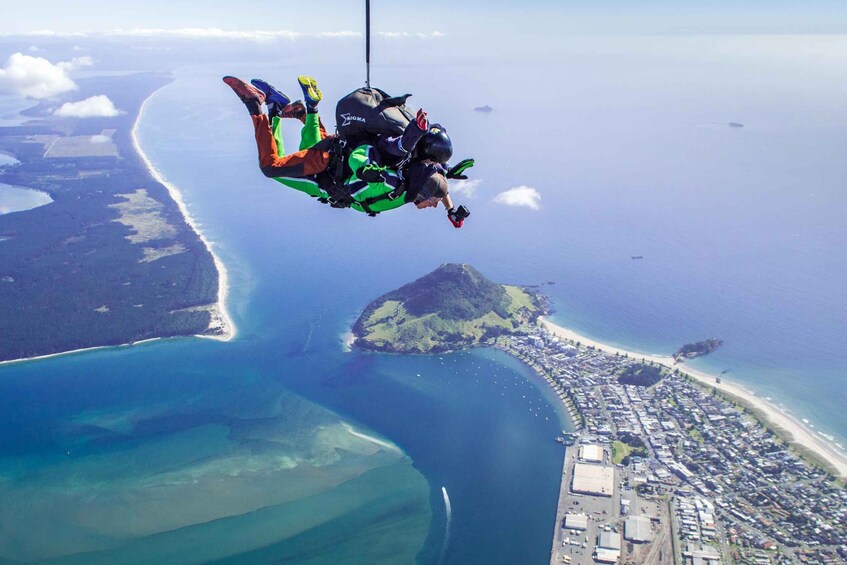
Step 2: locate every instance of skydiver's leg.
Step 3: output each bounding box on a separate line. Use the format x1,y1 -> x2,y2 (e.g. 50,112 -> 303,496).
271,115 -> 285,156
272,176 -> 328,199
225,75 -> 331,180
270,117 -> 330,199
299,112 -> 328,150
251,113 -> 331,178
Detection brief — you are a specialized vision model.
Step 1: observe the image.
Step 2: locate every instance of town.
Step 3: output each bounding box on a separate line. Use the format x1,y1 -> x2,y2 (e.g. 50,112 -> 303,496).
491,328 -> 847,565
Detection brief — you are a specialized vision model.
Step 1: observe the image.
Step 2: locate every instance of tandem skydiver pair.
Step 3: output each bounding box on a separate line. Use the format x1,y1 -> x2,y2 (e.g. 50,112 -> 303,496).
223,75 -> 473,227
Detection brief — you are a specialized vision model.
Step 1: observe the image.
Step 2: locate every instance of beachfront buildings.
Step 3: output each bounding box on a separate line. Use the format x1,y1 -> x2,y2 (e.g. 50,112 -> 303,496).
494,329 -> 847,565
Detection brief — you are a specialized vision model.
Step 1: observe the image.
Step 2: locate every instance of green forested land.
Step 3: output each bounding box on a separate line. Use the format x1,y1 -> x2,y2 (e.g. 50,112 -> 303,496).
0,73 -> 219,361
352,264 -> 543,353
617,363 -> 665,387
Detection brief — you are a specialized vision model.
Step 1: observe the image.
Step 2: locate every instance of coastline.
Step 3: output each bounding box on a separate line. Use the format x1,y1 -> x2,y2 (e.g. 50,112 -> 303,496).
539,317 -> 847,478
1,81 -> 235,367
0,338 -> 164,367
132,83 -> 236,342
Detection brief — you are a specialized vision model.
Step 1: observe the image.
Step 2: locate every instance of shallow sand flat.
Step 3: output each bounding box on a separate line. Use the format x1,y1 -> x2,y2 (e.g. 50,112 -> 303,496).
0,396 -> 416,562
540,317 -> 847,478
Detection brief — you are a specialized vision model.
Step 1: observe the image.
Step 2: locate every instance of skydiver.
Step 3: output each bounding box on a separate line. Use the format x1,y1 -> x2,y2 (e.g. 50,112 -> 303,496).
222,75 -> 472,226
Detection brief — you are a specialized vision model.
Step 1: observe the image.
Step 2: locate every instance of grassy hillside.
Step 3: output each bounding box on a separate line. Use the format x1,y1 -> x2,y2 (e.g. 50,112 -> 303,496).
352,264 -> 543,353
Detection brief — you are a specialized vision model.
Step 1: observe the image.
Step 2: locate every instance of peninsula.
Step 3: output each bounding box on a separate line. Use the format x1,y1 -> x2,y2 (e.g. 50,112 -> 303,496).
0,73 -> 232,363
352,263 -> 543,353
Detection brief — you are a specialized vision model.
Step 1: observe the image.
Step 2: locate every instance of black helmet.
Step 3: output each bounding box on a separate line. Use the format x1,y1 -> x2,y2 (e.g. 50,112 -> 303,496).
417,125 -> 453,163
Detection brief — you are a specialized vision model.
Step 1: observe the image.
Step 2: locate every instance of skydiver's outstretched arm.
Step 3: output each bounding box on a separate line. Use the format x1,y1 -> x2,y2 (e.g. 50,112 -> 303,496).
377,109 -> 429,158
441,193 -> 454,211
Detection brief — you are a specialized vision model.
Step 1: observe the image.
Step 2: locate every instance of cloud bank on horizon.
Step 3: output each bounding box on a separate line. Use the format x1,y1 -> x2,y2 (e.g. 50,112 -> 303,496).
0,52 -> 91,99
2,28 -> 445,43
494,186 -> 541,210
54,95 -> 122,118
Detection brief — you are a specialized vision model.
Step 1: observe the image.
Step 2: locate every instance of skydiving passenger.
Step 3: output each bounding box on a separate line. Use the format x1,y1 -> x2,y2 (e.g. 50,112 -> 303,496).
223,75 -> 472,226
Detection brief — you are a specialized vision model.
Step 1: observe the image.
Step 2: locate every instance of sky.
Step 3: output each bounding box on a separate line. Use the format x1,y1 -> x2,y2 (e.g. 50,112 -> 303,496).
3,0 -> 847,37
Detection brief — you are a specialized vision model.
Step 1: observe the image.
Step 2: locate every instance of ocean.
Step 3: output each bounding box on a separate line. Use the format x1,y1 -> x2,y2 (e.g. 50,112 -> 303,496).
0,35 -> 845,562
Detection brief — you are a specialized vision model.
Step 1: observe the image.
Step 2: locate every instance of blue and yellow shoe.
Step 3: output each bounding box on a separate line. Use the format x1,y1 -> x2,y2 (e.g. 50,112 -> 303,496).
297,75 -> 322,112
250,79 -> 290,108
250,78 -> 290,118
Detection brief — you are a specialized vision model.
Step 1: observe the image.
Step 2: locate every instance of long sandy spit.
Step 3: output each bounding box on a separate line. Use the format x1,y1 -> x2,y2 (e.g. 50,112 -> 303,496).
132,84 -> 236,342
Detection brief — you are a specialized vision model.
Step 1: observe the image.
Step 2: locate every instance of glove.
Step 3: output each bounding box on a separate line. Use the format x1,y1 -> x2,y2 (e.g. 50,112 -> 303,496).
446,158 -> 475,180
447,205 -> 470,228
357,165 -> 386,184
415,108 -> 428,131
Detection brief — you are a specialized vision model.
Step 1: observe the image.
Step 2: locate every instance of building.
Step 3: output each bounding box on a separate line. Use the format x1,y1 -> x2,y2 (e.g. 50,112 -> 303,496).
624,516 -> 652,543
683,543 -> 721,564
572,463 -> 615,497
595,531 -> 622,563
578,444 -> 604,463
564,512 -> 589,531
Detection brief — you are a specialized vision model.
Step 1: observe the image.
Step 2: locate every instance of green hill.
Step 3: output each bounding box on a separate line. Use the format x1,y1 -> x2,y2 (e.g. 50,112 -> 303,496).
352,264 -> 544,353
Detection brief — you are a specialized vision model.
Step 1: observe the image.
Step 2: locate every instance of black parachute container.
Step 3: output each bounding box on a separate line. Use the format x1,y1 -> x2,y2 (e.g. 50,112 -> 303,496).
335,87 -> 414,141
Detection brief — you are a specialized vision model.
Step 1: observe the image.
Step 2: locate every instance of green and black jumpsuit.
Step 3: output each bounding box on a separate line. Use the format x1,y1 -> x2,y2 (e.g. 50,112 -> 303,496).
267,113 -> 426,214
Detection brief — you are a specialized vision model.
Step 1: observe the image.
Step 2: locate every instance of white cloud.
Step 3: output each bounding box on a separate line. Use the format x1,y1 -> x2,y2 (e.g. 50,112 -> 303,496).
4,28 -> 445,42
108,28 -> 360,42
448,178 -> 481,198
54,95 -> 122,118
379,31 -> 445,39
59,56 -> 93,71
494,186 -> 541,210
0,53 -> 80,99
28,45 -> 41,52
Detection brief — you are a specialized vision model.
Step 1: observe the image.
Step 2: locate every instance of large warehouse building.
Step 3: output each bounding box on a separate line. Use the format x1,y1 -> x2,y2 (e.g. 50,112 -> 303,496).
571,463 -> 615,497
625,516 -> 653,543
578,444 -> 604,463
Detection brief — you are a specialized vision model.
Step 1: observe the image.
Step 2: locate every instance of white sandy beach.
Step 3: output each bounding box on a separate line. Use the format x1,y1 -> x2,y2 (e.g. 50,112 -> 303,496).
1,86 -> 235,367
540,317 -> 847,478
133,85 -> 236,342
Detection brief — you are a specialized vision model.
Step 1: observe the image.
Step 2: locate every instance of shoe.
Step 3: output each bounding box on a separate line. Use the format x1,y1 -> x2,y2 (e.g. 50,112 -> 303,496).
250,78 -> 291,110
223,76 -> 265,106
297,75 -> 322,110
280,100 -> 306,121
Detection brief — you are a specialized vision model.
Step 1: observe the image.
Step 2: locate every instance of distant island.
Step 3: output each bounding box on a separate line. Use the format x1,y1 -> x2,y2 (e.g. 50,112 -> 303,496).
352,263 -> 544,353
729,122 -> 744,128
474,105 -> 494,113
673,338 -> 723,362
0,73 -> 229,362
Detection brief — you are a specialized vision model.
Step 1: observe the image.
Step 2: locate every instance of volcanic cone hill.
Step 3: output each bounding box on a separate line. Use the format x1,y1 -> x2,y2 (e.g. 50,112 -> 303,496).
352,263 -> 544,353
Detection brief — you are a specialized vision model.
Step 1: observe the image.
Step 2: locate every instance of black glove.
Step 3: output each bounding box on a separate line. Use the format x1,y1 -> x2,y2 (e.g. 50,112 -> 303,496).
446,158 -> 475,180
357,165 -> 386,184
447,205 -> 470,228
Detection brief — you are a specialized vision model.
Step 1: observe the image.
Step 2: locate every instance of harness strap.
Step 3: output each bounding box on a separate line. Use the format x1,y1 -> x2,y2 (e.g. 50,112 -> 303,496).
357,185 -> 405,211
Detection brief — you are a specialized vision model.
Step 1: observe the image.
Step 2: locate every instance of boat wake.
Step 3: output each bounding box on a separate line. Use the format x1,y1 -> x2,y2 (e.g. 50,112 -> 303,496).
439,486 -> 452,564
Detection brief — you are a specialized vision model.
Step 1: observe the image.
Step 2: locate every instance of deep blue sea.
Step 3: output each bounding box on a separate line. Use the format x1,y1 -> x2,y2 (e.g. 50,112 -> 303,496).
0,36 -> 845,562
